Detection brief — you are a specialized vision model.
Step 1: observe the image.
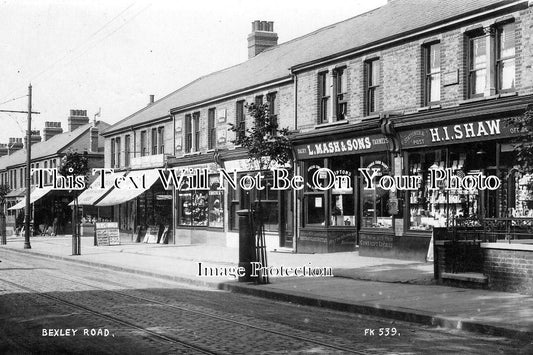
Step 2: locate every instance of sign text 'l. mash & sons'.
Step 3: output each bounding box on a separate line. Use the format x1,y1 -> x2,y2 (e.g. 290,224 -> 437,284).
295,134 -> 390,159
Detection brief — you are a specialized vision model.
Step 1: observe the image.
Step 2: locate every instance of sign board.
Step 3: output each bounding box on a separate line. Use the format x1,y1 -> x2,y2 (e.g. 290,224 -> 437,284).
95,222 -> 120,246
295,134 -> 390,159
399,117 -> 526,149
144,225 -> 160,244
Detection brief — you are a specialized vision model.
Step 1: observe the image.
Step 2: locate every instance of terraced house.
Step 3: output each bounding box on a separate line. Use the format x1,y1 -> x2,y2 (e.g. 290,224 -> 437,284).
101,0 -> 533,291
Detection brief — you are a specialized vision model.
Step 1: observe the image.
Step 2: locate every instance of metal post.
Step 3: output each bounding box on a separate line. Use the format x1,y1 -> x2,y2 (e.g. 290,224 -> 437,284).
237,209 -> 255,282
24,84 -> 32,249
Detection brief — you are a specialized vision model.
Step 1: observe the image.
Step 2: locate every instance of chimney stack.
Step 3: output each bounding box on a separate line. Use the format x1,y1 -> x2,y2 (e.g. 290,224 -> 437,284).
0,143 -> 8,157
68,109 -> 90,132
8,137 -> 23,154
247,20 -> 278,59
43,121 -> 63,141
149,95 -> 155,105
29,130 -> 41,146
90,126 -> 99,153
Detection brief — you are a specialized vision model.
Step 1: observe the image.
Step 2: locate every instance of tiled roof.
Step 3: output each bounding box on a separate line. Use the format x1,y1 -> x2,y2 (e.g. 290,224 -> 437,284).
103,0 -> 518,135
0,123 -> 92,170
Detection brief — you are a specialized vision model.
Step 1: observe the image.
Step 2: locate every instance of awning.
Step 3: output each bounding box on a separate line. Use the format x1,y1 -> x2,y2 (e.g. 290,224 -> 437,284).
8,187 -> 53,210
95,169 -> 161,207
5,188 -> 26,199
70,171 -> 126,206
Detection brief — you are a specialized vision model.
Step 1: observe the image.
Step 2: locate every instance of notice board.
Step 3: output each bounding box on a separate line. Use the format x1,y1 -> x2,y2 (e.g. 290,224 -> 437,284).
96,222 -> 120,246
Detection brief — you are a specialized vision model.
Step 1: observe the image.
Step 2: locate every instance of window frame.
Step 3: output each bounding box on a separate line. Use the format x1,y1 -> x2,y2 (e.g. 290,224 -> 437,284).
208,108 -> 216,150
318,71 -> 329,124
110,138 -> 116,167
424,42 -> 441,105
267,92 -> 277,136
235,100 -> 245,141
495,21 -> 516,93
158,127 -> 165,154
333,67 -> 347,120
124,134 -> 131,167
365,59 -> 380,116
184,114 -> 192,153
467,29 -> 487,98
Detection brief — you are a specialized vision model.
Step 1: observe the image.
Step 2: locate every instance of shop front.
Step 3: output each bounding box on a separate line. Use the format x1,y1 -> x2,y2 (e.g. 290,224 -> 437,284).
392,109 -> 533,261
294,129 -> 394,253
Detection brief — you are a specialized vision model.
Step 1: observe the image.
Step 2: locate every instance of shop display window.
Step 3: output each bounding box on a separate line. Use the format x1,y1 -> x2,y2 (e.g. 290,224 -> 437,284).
177,175 -> 224,228
509,173 -> 533,217
330,156 -> 356,226
304,159 -> 327,226
361,154 -> 392,229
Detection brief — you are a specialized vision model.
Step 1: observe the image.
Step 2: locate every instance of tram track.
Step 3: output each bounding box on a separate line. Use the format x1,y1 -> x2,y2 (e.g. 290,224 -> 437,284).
0,254 -> 373,355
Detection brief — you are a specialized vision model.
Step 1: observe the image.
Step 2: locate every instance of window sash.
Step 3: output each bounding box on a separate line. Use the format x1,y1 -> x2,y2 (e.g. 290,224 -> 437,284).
185,115 -> 192,153
193,112 -> 200,152
236,101 -> 245,140
425,43 -> 441,104
208,108 -> 216,149
496,23 -> 515,92
366,60 -> 379,115
318,72 -> 329,124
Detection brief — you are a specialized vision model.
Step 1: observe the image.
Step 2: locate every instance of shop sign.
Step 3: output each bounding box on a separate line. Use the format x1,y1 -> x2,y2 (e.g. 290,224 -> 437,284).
95,222 -> 120,246
295,134 -> 389,159
400,117 -> 525,148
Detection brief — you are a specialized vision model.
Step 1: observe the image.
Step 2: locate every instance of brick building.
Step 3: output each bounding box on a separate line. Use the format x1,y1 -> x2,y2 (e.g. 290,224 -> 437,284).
0,110 -> 108,236
100,0 -> 533,292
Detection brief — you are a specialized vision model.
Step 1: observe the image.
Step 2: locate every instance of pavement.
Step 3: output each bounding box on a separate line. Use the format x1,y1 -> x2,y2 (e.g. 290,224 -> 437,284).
1,233 -> 532,340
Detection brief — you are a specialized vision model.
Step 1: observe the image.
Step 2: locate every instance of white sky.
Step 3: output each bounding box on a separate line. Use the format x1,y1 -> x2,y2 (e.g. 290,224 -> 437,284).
0,0 -> 387,143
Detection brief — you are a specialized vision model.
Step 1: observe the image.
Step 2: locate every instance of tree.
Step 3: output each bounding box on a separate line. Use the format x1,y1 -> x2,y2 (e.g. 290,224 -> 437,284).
0,184 -> 11,244
59,150 -> 89,255
229,102 -> 292,283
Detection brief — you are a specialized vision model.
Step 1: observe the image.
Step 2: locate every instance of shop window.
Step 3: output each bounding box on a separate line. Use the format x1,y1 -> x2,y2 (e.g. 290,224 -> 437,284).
407,149 -> 447,231
496,22 -> 515,92
361,154 -> 391,229
468,31 -> 487,98
208,108 -> 216,150
424,42 -> 441,105
333,67 -> 347,120
365,59 -> 380,116
304,159 -> 327,225
318,71 -> 329,124
208,176 -> 224,228
235,101 -> 245,141
177,174 -> 223,228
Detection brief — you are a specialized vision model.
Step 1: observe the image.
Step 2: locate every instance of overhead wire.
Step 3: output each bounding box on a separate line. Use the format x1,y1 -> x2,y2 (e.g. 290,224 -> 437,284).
0,2 -> 143,102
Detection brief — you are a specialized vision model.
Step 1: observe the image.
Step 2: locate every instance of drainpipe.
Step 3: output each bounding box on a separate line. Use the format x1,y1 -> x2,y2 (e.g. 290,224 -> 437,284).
291,72 -> 298,253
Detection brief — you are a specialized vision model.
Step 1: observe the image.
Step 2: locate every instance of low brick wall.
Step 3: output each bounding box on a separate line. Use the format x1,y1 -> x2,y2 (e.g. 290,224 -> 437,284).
482,243 -> 533,295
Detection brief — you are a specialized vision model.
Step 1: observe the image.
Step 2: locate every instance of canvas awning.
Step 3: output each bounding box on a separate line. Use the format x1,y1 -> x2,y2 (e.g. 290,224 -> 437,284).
95,169 -> 161,207
8,187 -> 53,210
69,171 -> 126,206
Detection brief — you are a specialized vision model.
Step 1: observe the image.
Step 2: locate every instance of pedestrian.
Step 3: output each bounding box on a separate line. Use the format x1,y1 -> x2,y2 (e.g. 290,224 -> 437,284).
52,216 -> 58,236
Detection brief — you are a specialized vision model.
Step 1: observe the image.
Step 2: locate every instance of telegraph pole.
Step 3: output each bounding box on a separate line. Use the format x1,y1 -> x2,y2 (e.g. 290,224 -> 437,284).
24,85 -> 32,249
0,84 -> 40,249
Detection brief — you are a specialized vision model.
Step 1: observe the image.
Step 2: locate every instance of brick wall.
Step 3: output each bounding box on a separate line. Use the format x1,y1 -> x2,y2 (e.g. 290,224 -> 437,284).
483,247 -> 533,294
173,82 -> 294,158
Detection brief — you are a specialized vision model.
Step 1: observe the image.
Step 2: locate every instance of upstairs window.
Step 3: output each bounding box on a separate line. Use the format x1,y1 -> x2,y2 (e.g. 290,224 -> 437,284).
334,67 -> 347,120
110,138 -> 116,167
235,101 -> 245,141
424,42 -> 441,105
151,128 -> 157,155
208,108 -> 216,150
318,71 -> 329,124
267,92 -> 277,136
185,114 -> 192,153
255,95 -> 263,106
468,31 -> 487,98
193,112 -> 200,152
124,135 -> 131,167
365,59 -> 380,115
115,137 -> 121,167
496,22 -> 515,92
158,127 -> 165,154
140,130 -> 147,157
